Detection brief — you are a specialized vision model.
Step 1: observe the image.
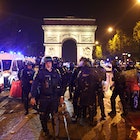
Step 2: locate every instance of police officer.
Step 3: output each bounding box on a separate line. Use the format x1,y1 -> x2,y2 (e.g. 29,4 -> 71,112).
70,57 -> 87,121
53,57 -> 68,96
30,56 -> 63,138
67,62 -> 75,100
108,66 -> 128,117
94,61 -> 106,120
77,59 -> 97,126
21,61 -> 34,115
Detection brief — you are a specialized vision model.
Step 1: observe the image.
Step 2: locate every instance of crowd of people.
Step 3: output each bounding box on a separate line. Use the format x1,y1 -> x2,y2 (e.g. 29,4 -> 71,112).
18,56 -> 140,139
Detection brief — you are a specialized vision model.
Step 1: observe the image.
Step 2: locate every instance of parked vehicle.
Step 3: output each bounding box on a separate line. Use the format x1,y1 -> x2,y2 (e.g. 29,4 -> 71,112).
0,52 -> 25,91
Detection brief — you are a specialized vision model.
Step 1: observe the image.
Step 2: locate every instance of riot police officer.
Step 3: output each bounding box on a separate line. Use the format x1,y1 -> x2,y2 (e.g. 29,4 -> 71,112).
30,56 -> 63,138
20,61 -> 34,115
77,62 -> 97,126
93,61 -> 106,120
108,66 -> 128,117
53,57 -> 68,96
70,57 -> 87,121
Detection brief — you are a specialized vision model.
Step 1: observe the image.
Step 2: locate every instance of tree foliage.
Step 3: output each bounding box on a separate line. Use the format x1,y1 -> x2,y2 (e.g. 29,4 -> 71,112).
95,45 -> 103,59
133,21 -> 140,43
107,30 -> 130,55
105,21 -> 140,60
133,21 -> 140,60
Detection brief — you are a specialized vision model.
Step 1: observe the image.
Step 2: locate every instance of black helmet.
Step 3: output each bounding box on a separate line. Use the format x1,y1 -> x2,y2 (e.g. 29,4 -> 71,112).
26,61 -> 33,66
44,56 -> 53,63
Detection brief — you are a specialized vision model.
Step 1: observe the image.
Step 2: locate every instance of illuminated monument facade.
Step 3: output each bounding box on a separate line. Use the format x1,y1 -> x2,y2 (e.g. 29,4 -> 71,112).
42,17 -> 97,63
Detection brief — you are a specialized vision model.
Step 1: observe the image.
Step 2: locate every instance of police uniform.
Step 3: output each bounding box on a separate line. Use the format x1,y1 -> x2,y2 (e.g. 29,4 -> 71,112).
77,66 -> 97,125
53,57 -> 68,96
95,66 -> 106,120
30,57 -> 62,137
70,66 -> 82,120
21,62 -> 34,115
109,68 -> 128,117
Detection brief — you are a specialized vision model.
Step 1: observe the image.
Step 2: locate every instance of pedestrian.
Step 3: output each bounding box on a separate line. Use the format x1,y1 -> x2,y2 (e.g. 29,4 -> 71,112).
30,56 -> 64,138
20,61 -> 34,115
108,66 -> 128,117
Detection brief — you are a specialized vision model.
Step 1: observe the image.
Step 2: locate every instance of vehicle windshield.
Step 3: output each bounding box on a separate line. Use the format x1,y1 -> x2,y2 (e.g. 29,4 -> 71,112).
2,60 -> 12,71
12,60 -> 18,71
17,60 -> 24,70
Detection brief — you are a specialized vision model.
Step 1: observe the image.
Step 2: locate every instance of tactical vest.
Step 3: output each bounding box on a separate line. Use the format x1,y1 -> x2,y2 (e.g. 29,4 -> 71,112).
41,69 -> 61,97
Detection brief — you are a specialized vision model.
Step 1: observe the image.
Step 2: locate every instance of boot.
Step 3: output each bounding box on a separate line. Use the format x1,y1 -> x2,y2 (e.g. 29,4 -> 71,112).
100,115 -> 106,121
108,111 -> 116,117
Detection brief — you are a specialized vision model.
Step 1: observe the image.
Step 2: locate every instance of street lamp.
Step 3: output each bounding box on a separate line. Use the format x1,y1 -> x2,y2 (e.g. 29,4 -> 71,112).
107,27 -> 114,33
137,0 -> 140,3
95,41 -> 99,45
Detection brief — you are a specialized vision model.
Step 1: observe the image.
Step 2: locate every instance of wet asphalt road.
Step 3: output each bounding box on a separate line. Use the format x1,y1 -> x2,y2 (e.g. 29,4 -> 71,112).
0,89 -> 140,140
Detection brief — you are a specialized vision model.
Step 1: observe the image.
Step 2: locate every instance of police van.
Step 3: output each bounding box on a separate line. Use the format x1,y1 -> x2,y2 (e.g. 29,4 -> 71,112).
0,52 -> 25,91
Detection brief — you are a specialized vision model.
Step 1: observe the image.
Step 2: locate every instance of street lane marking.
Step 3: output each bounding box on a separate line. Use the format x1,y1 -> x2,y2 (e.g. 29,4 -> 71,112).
0,99 -> 9,108
1,113 -> 37,140
0,116 -> 6,122
0,109 -> 5,116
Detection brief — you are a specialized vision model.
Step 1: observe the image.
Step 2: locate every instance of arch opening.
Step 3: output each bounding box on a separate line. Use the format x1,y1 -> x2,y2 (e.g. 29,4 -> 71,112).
62,39 -> 77,63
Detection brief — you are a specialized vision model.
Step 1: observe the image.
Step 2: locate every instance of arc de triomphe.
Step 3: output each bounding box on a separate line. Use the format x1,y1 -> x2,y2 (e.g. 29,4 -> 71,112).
42,17 -> 97,63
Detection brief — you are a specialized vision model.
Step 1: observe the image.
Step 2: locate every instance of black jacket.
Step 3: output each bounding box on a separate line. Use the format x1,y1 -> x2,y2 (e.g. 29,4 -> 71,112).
31,68 -> 62,98
21,67 -> 34,91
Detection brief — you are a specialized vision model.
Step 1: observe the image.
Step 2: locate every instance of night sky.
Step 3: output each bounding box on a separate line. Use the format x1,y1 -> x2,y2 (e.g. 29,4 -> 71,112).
0,0 -> 140,56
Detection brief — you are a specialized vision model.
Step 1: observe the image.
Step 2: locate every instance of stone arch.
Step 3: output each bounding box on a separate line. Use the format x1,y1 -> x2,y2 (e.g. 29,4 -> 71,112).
42,17 -> 97,63
61,37 -> 77,44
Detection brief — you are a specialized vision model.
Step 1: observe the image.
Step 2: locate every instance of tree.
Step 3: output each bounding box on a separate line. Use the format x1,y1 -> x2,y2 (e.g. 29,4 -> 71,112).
95,45 -> 103,59
133,21 -> 140,43
133,21 -> 140,60
107,30 -> 130,56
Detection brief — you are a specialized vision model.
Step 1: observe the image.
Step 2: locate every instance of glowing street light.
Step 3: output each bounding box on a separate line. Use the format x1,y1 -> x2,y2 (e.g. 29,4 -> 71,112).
137,0 -> 140,3
95,41 -> 99,45
107,27 -> 114,33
